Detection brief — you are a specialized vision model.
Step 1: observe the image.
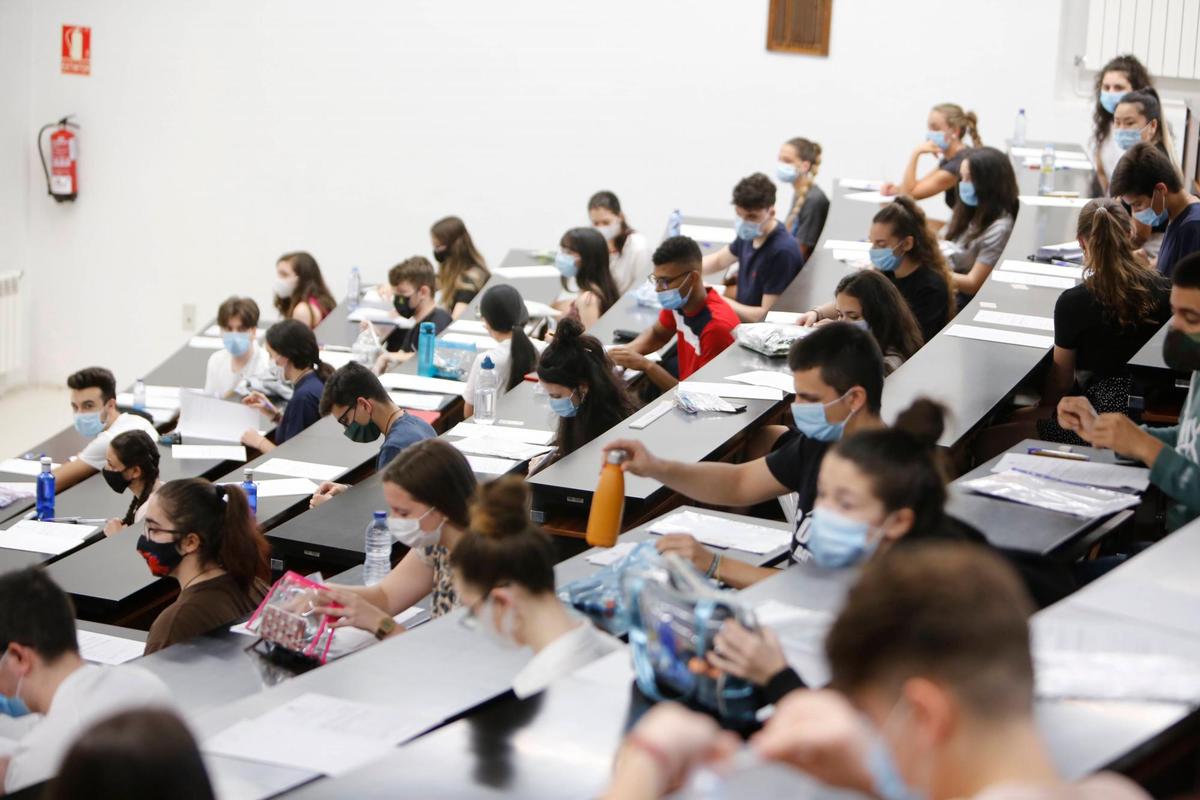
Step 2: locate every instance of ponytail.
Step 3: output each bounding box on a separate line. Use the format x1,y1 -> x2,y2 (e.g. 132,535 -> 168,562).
1077,199 -> 1162,328
874,196 -> 956,323
110,430 -> 160,527
783,137 -> 823,232
934,103 -> 982,147
450,476 -> 556,594
480,284 -> 539,391
156,479 -> 271,592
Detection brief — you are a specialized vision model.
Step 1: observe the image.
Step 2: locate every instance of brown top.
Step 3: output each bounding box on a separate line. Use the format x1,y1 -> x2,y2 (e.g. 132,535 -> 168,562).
145,573 -> 268,654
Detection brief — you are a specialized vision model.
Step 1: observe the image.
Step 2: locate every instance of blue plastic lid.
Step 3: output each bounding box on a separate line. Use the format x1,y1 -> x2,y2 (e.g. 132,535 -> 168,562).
374,510 -> 387,520
482,356 -> 495,369
419,321 -> 435,332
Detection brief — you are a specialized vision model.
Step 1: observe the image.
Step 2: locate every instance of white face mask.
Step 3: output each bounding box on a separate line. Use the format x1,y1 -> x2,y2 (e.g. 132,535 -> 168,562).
388,507 -> 440,550
273,276 -> 298,299
476,596 -> 520,650
597,221 -> 621,241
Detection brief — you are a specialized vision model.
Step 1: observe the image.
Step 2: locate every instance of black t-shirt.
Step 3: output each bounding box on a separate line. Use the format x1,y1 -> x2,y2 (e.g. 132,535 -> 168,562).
887,266 -> 950,343
764,430 -> 828,515
1053,276 -> 1170,376
385,307 -> 453,353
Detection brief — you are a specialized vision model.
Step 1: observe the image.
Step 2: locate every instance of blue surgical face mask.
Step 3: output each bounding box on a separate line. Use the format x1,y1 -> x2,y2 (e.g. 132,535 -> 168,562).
869,247 -> 900,272
925,130 -> 948,150
867,725 -> 926,800
554,251 -> 578,279
73,409 -> 106,438
735,217 -> 764,241
1100,90 -> 1127,115
1133,189 -> 1167,227
957,180 -> 978,207
790,391 -> 855,442
807,506 -> 879,568
222,331 -> 251,357
657,273 -> 692,311
0,655 -> 29,718
1113,127 -> 1143,151
776,162 -> 799,183
548,393 -> 579,418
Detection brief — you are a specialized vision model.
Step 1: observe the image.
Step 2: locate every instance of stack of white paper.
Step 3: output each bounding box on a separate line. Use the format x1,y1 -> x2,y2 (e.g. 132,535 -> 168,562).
465,455 -> 522,475
973,310 -> 1054,332
347,307 -> 403,326
387,391 -> 447,411
997,258 -> 1083,280
679,223 -> 735,244
450,437 -> 553,461
179,391 -> 262,443
1035,650 -> 1200,703
220,478 -> 319,498
648,511 -> 791,555
77,629 -> 145,665
1,520 -> 96,555
991,453 -> 1149,492
172,444 -> 248,461
379,373 -> 466,396
1019,195 -> 1090,208
945,324 -> 1055,350
839,178 -> 883,191
763,311 -> 804,326
726,370 -> 796,393
990,270 -> 1076,290
319,350 -> 359,370
678,381 -> 784,402
0,459 -> 60,477
524,300 -> 562,319
255,458 -> 343,482
493,265 -> 561,279
446,319 -> 489,336
116,385 -> 182,411
447,422 -> 555,445
843,191 -> 893,204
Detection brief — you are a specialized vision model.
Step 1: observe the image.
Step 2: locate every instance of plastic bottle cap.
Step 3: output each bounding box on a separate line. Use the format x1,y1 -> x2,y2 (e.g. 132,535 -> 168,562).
605,449 -> 627,465
1019,108 -> 1025,113
482,356 -> 495,370
40,456 -> 51,466
373,511 -> 387,519
243,469 -> 254,480
420,322 -> 435,332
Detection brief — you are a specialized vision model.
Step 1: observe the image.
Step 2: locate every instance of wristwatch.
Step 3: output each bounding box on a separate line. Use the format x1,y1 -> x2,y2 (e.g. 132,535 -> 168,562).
374,616 -> 397,640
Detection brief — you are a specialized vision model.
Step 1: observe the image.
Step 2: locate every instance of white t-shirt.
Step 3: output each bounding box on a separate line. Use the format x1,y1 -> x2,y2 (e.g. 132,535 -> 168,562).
971,774 -> 1150,800
5,663 -> 172,792
463,337 -> 548,405
512,618 -> 623,699
78,413 -> 158,471
610,231 -> 653,295
1095,132 -> 1125,190
203,340 -> 272,398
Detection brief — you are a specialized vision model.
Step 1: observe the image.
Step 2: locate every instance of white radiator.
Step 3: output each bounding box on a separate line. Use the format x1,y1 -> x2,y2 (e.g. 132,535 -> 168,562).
1085,0 -> 1200,80
0,271 -> 26,379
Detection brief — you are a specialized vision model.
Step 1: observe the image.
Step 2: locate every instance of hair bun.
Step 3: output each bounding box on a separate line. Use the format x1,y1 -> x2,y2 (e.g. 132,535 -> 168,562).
553,317 -> 584,346
893,398 -> 948,449
469,476 -> 531,539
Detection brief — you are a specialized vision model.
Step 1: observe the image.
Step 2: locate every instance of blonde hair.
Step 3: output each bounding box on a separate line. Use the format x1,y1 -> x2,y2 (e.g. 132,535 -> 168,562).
933,103 -> 982,147
783,137 -> 823,232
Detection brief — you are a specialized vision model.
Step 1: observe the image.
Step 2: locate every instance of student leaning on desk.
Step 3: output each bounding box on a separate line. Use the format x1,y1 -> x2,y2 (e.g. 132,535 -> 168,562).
240,320 -> 333,453
54,367 -> 158,492
603,544 -> 1150,800
881,101 -> 980,209
1059,251 -> 1200,532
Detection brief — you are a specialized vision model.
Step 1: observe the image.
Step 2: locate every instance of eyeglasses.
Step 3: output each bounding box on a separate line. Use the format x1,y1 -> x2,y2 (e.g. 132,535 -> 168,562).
646,272 -> 691,291
336,400 -> 361,428
144,521 -> 184,538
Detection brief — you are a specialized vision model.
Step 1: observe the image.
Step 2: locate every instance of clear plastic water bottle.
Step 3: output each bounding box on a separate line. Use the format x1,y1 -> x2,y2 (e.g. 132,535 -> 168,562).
241,468 -> 257,517
363,510 -> 392,586
346,266 -> 362,311
132,378 -> 147,410
35,457 -> 54,521
667,208 -> 683,238
1039,143 -> 1056,195
1013,108 -> 1027,147
474,356 -> 498,425
417,321 -> 436,377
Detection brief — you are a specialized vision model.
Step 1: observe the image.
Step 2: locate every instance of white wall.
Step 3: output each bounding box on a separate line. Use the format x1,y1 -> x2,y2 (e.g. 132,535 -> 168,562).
7,0 -> 1094,388
0,0 -> 33,392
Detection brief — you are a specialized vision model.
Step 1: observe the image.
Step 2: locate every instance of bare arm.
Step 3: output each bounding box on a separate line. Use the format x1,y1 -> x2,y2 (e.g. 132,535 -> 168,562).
52,459 -> 97,492
702,247 -> 737,276
450,301 -> 471,320
1040,346 -> 1076,408
722,293 -> 781,323
605,439 -> 790,507
951,259 -> 995,297
291,302 -> 317,328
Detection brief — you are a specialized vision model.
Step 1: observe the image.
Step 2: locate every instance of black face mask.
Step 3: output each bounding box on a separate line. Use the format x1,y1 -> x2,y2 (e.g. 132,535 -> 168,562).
433,249 -> 448,264
135,535 -> 184,577
1163,327 -> 1200,372
393,295 -> 417,319
102,468 -> 132,494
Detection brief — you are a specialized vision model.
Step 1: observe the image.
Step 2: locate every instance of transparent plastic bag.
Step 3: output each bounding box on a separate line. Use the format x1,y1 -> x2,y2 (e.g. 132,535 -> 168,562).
961,469 -> 1140,517
244,572 -> 342,664
433,340 -> 477,381
351,324 -> 382,367
674,389 -> 743,414
734,323 -> 810,358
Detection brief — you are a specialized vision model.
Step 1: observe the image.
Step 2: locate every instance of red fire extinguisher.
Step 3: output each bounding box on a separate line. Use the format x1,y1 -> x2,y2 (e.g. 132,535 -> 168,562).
37,116 -> 79,202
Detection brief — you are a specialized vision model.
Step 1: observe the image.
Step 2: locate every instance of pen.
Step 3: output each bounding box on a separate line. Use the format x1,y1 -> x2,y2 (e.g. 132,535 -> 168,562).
44,517 -> 108,525
1026,448 -> 1089,461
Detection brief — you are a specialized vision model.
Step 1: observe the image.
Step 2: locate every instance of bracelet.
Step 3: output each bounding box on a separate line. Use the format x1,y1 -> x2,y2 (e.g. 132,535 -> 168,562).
705,553 -> 722,581
623,733 -> 674,791
809,307 -> 822,321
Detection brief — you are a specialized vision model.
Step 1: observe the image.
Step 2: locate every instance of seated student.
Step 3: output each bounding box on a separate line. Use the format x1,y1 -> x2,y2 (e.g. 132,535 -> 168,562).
101,430 -> 162,537
801,270 -> 923,375
701,173 -> 804,322
239,319 -> 333,452
463,284 -> 543,418
47,708 -> 215,800
204,296 -> 273,398
451,476 -> 621,699
776,137 -> 829,261
866,196 -> 954,342
882,102 -> 981,208
273,251 -> 336,329
607,323 -> 887,567
588,190 -> 652,293
945,146 -> 1020,301
1110,142 -> 1200,278
533,318 -> 637,472
431,216 -> 490,319
1114,90 -> 1178,251
979,199 -> 1170,455
54,367 -> 158,492
315,439 -> 477,631
1059,251 -> 1200,532
1090,53 -> 1154,195
310,363 -> 436,506
608,544 -> 1149,800
608,236 -> 740,391
373,256 -> 454,374
0,568 -> 170,793
552,227 -> 620,329
138,480 -> 271,654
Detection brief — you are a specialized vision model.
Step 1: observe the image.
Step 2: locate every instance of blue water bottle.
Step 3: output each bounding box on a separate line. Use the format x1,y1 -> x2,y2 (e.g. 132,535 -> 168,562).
36,457 -> 55,521
417,321 -> 436,377
241,468 -> 258,517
